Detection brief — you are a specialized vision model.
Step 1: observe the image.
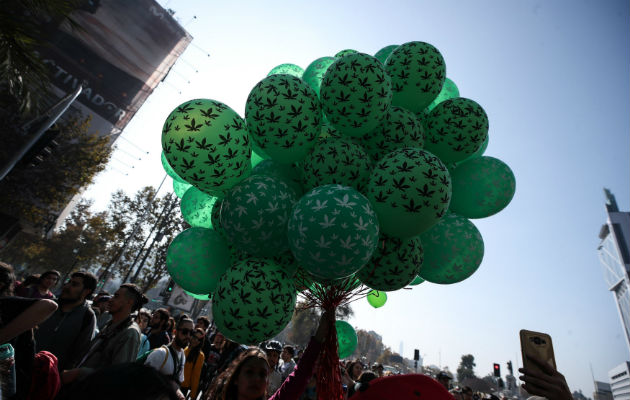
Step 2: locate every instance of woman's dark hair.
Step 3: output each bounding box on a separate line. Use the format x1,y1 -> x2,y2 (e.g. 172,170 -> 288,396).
136,308 -> 151,322
119,283 -> 148,312
71,271 -> 97,299
206,347 -> 268,400
39,270 -> 60,282
20,274 -> 40,288
0,262 -> 15,296
186,327 -> 205,366
347,360 -> 364,380
153,308 -> 170,330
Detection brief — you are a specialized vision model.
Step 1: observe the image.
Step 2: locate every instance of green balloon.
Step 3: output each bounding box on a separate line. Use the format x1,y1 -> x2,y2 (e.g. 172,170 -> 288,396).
360,106 -> 424,162
335,49 -> 358,58
180,186 -> 217,228
318,124 -> 343,141
287,184 -> 379,280
300,137 -> 372,193
212,258 -> 297,344
419,213 -> 484,284
367,290 -> 387,308
267,63 -> 304,78
252,159 -> 303,197
245,74 -> 322,164
449,156 -> 515,219
320,53 -> 392,137
210,198 -> 226,238
423,97 -> 489,164
302,57 -> 337,98
385,41 -> 446,113
173,179 -> 192,199
221,175 -> 297,257
161,151 -> 186,183
357,234 -> 423,291
409,275 -> 424,286
336,320 -> 358,359
374,45 -> 398,65
367,148 -> 451,238
161,99 -> 251,196
166,228 -> 231,294
251,149 -> 265,168
458,135 -> 488,164
424,77 -> 460,114
184,290 -> 211,301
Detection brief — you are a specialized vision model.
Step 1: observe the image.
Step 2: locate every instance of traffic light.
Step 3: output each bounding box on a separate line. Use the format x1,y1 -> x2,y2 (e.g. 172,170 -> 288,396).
493,363 -> 500,377
414,349 -> 420,361
166,279 -> 175,293
507,360 -> 513,375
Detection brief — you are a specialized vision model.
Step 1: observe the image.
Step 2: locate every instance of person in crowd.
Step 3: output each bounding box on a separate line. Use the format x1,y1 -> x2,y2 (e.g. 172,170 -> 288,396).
294,349 -> 304,364
519,353 -> 572,400
35,271 -> 97,371
279,345 -> 296,380
63,283 -> 146,383
181,327 -> 206,400
214,336 -> 247,378
206,311 -> 331,400
371,362 -> 384,378
436,370 -> 452,390
0,262 -> 58,399
13,274 -> 39,295
263,340 -> 283,396
348,371 -> 377,398
145,315 -> 194,400
92,294 -> 112,330
461,386 -> 473,400
167,316 -> 177,340
136,308 -> 152,357
347,360 -> 364,382
198,330 -> 225,397
147,308 -> 172,349
196,317 -> 212,362
15,270 -> 59,299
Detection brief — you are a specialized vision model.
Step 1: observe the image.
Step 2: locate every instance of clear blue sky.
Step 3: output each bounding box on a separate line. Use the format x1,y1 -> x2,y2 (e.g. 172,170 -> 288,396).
83,0 -> 629,394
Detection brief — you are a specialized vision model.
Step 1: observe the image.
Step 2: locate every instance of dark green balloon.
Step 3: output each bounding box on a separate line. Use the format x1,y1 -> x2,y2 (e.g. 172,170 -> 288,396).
336,320 -> 358,359
318,124 -> 343,141
252,159 -> 303,197
357,234 -> 423,291
161,151 -> 186,183
335,49 -> 358,58
409,275 -> 424,286
423,97 -> 489,164
246,74 -> 321,164
449,156 -> 515,219
367,290 -> 387,308
287,184 -> 380,280
385,41 -> 446,113
419,213 -> 484,284
166,228 -> 231,294
320,53 -> 392,137
374,45 -> 398,65
267,63 -> 304,78
300,137 -> 372,193
360,106 -> 424,162
185,290 -> 211,301
162,99 -> 251,197
212,258 -> 297,344
173,179 -> 192,199
210,198 -> 226,239
458,135 -> 488,165
366,148 -> 451,238
180,186 -> 217,228
302,57 -> 337,98
424,77 -> 459,114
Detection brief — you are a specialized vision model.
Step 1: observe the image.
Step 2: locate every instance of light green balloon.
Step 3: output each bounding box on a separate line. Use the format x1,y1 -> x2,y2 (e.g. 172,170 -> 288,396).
185,290 -> 211,300
267,63 -> 304,78
161,99 -> 251,196
423,97 -> 489,164
212,258 -> 297,344
246,74 -> 322,163
336,320 -> 358,359
374,45 -> 398,65
424,78 -> 460,114
360,106 -> 424,162
385,41 -> 446,113
449,156 -> 515,219
409,275 -> 424,286
173,179 -> 192,199
335,49 -> 358,58
419,213 -> 484,284
367,290 -> 387,308
366,148 -> 451,238
166,228 -> 231,294
161,151 -> 186,183
251,149 -> 265,168
252,159 -> 303,197
287,184 -> 380,280
320,53 -> 392,137
302,56 -> 337,98
300,137 -> 372,193
180,186 -> 217,228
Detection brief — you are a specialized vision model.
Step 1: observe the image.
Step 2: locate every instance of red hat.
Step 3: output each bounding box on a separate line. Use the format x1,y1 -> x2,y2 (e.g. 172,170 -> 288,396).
351,373 -> 454,400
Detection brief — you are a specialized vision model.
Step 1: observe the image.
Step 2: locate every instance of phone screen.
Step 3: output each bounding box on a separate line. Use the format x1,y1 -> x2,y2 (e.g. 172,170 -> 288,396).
520,329 -> 556,375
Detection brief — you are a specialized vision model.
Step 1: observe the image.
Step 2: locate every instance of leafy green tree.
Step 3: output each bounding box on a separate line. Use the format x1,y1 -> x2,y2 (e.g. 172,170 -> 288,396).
457,354 -> 477,382
353,329 -> 385,364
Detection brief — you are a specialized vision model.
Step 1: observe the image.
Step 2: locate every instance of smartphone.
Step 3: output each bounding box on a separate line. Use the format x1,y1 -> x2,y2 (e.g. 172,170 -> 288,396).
520,329 -> 556,375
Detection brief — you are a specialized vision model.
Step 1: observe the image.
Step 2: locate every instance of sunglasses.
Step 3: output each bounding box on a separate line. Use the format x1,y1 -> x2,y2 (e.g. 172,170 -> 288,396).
179,328 -> 193,336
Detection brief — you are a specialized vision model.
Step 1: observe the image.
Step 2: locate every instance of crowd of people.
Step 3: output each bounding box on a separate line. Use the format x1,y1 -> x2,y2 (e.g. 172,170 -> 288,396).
0,261 -> 572,400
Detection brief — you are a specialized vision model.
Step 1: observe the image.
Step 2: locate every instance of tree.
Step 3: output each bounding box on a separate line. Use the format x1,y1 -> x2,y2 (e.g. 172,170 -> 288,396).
285,303 -> 320,347
457,354 -> 477,382
353,329 -> 385,364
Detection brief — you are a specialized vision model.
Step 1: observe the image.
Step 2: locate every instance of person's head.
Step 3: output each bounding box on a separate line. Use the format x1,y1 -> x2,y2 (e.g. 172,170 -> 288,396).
212,332 -> 226,348
196,316 -> 210,332
280,345 -> 294,363
0,262 -> 15,296
109,283 -> 148,316
263,340 -> 282,369
93,295 -> 111,312
216,348 -> 269,400
461,386 -> 473,400
135,309 -> 151,331
436,371 -> 452,390
150,308 -> 170,331
173,315 -> 194,349
354,370 -> 378,393
372,362 -> 384,377
190,328 -> 205,348
348,360 -> 364,380
20,274 -> 40,288
60,271 -> 97,304
39,270 -> 60,290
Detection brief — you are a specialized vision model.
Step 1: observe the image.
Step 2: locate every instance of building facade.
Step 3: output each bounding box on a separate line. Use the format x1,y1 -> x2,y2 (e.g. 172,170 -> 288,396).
609,362 -> 630,400
594,380 -> 614,400
597,189 -> 630,356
